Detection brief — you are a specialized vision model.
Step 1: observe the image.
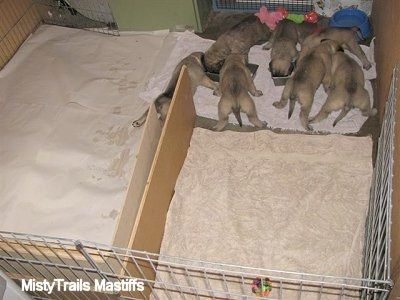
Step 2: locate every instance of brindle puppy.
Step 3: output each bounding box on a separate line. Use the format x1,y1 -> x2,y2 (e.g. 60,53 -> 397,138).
203,15 -> 272,73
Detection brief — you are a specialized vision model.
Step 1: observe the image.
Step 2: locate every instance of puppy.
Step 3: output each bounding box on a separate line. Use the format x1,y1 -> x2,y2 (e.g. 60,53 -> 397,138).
309,51 -> 377,126
213,53 -> 265,131
132,52 -> 218,127
273,40 -> 340,130
299,27 -> 372,70
265,19 -> 320,77
204,14 -> 272,73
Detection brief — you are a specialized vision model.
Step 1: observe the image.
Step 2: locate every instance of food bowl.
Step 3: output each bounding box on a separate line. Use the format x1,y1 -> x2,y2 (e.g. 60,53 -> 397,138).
329,8 -> 372,40
272,75 -> 290,86
271,61 -> 296,86
205,63 -> 259,82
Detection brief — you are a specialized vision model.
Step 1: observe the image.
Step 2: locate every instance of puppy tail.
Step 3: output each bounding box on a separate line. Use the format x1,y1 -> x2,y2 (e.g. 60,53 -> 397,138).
288,97 -> 296,119
350,27 -> 364,41
232,106 -> 243,127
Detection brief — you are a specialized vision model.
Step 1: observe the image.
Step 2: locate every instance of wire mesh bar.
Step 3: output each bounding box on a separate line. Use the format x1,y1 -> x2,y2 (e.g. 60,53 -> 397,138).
361,65 -> 397,299
32,0 -> 119,36
0,231 -> 393,299
212,0 -> 314,14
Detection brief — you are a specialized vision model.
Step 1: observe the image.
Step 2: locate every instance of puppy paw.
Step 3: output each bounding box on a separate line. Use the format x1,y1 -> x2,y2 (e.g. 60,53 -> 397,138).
273,101 -> 285,109
261,121 -> 268,128
255,90 -> 263,97
363,62 -> 372,70
305,124 -> 313,131
213,121 -> 227,131
213,89 -> 222,97
132,120 -> 144,127
213,125 -> 224,131
262,41 -> 272,50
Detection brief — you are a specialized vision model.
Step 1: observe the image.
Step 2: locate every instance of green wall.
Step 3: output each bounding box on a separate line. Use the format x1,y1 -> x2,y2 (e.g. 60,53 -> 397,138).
109,0 -> 212,32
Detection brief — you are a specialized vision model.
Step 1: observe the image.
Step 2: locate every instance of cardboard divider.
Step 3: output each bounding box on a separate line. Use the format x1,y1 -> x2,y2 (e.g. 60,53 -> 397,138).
113,104 -> 163,249
128,65 -> 195,254
123,66 -> 195,296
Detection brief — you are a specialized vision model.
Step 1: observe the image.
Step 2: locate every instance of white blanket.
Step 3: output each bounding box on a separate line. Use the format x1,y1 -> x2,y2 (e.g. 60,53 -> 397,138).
154,128 -> 372,299
140,31 -> 376,134
0,25 -> 168,244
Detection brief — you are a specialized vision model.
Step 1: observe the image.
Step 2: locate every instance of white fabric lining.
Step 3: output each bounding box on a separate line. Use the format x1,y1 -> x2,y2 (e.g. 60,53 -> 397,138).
140,31 -> 377,134
0,25 -> 169,244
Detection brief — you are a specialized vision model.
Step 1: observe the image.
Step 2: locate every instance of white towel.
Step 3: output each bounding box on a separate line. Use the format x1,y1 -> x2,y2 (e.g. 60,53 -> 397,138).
139,31 -> 377,134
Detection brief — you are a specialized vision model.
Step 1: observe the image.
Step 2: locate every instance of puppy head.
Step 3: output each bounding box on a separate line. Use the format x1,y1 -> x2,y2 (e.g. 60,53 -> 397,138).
204,42 -> 234,73
269,59 -> 295,77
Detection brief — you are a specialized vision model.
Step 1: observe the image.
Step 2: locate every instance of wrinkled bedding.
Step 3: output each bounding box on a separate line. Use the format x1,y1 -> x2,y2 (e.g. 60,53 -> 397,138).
154,128 -> 373,299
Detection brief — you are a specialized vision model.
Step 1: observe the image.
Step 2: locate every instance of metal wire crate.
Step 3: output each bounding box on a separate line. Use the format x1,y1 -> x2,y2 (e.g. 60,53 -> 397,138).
0,67 -> 396,299
0,82 -> 398,296
0,232 -> 393,299
212,0 -> 314,14
33,0 -> 119,36
361,66 -> 398,299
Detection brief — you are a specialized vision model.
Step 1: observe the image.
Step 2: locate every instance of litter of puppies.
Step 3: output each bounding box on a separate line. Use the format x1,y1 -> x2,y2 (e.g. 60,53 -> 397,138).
134,7 -> 376,132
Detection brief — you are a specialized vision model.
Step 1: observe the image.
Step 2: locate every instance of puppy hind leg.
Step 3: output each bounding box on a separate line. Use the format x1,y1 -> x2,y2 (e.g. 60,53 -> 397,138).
299,102 -> 313,130
132,107 -> 149,127
333,106 -> 351,127
245,72 -> 263,97
288,96 -> 296,119
240,95 -> 265,128
309,93 -> 345,124
273,78 -> 293,109
309,109 -> 330,124
346,39 -> 372,70
351,90 -> 377,117
213,96 -> 232,131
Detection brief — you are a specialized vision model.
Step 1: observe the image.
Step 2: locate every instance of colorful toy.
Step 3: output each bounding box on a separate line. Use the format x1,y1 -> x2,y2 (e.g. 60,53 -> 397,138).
254,6 -> 285,30
277,7 -> 319,24
251,277 -> 272,297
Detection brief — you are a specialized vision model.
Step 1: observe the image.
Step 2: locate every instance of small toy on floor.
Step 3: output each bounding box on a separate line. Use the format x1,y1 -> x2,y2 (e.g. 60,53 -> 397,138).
255,6 -> 284,30
255,6 -> 318,30
277,7 -> 319,24
251,276 -> 272,297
